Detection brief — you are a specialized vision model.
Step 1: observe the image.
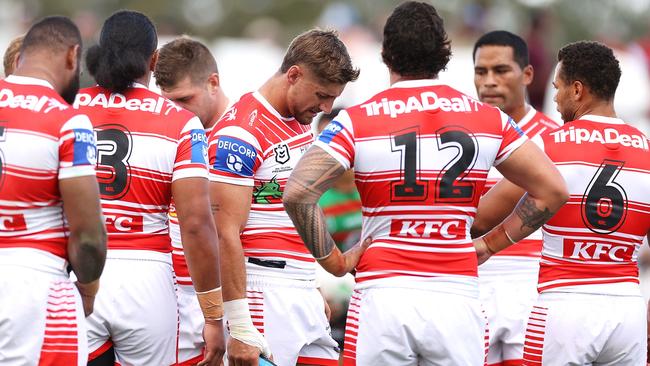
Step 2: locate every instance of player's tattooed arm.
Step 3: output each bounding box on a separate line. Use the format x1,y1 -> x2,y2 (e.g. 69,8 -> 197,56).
283,146 -> 346,259
515,193 -> 554,231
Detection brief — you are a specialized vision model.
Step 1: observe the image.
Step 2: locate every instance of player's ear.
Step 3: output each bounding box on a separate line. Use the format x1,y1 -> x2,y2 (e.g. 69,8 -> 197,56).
572,80 -> 584,101
66,44 -> 80,71
522,64 -> 533,86
286,65 -> 302,85
207,72 -> 220,93
149,49 -> 159,72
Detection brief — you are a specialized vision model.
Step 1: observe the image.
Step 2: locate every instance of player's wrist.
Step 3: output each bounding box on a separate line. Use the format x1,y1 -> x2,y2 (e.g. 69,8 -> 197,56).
482,224 -> 516,254
316,247 -> 347,276
197,287 -> 224,321
224,298 -> 255,328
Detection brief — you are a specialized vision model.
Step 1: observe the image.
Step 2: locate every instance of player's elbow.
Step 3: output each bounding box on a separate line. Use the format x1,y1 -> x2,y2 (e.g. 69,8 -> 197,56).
545,175 -> 569,211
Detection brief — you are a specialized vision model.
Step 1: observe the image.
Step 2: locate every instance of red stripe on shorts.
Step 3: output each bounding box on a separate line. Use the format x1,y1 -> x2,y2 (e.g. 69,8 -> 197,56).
523,305 -> 548,366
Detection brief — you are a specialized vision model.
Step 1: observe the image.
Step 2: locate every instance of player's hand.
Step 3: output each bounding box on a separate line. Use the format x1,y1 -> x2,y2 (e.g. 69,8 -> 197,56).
74,280 -> 99,317
227,337 -> 273,366
340,237 -> 373,274
473,237 -> 494,265
198,319 -> 226,366
321,291 -> 332,322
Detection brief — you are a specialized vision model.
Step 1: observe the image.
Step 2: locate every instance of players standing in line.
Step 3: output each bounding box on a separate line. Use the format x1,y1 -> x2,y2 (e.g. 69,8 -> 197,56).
476,41 -> 649,365
209,29 -> 359,366
3,34 -> 23,76
75,11 -> 224,366
0,16 -> 106,365
154,37 -> 230,366
471,30 -> 560,366
283,2 -> 568,365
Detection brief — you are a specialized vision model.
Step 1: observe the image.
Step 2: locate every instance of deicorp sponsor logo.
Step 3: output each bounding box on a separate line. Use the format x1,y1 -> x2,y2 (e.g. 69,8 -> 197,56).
390,218 -> 466,239
550,126 -> 648,150
360,92 -> 481,118
74,92 -> 182,115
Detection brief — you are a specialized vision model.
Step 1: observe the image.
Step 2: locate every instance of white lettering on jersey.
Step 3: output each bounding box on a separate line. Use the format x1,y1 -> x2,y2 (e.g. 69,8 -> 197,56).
0,88 -> 68,112
567,240 -> 632,261
391,219 -> 464,239
360,92 -> 481,118
550,126 -> 648,150
74,92 -> 182,116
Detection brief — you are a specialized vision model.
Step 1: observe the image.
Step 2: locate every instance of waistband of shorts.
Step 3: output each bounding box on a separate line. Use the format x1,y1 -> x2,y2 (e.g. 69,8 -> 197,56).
0,248 -> 69,276
539,290 -> 643,300
106,249 -> 172,265
247,274 -> 317,289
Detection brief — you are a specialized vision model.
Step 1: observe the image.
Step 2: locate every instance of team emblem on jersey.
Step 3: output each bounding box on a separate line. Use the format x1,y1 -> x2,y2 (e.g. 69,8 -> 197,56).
226,153 -> 244,173
253,176 -> 283,204
274,143 -> 290,164
248,109 -> 258,126
86,145 -> 97,165
225,107 -> 237,121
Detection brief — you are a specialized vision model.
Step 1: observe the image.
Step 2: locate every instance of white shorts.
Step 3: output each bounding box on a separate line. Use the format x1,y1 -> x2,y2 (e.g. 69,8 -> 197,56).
176,284 -> 204,365
245,275 -> 339,366
85,250 -> 178,366
479,258 -> 539,365
0,249 -> 87,366
343,287 -> 488,366
523,292 -> 647,365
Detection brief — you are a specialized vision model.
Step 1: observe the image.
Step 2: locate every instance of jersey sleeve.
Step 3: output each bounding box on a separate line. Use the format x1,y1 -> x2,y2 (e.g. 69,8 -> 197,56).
494,110 -> 528,166
208,125 -> 263,187
313,109 -> 355,170
172,116 -> 209,182
58,113 -> 97,180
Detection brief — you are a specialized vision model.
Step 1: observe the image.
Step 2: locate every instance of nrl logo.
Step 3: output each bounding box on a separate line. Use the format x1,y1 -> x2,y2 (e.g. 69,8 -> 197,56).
274,143 -> 290,164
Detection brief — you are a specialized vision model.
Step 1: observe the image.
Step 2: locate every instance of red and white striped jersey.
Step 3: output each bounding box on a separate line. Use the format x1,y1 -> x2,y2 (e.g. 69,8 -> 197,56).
170,123 -> 216,286
74,84 -> 209,253
315,79 -> 527,297
482,107 -> 560,262
208,92 -> 315,280
538,114 -> 650,295
0,75 -> 97,260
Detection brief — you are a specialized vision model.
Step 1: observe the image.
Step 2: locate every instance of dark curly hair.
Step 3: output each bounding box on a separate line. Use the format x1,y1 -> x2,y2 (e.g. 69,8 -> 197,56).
86,10 -> 157,94
381,1 -> 451,79
557,41 -> 620,101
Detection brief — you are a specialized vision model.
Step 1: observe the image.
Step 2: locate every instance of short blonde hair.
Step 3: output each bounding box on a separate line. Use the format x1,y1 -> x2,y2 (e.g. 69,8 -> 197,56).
3,35 -> 24,76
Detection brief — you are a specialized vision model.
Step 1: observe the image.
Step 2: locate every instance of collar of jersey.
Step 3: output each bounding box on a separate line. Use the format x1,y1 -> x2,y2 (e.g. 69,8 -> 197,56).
4,75 -> 54,89
390,79 -> 443,89
252,91 -> 295,122
518,104 -> 537,126
580,114 -> 625,125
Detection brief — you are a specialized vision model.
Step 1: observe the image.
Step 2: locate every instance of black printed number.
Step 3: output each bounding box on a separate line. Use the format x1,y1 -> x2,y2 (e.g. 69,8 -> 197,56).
96,125 -> 132,200
391,126 -> 478,202
581,160 -> 627,234
436,127 -> 477,201
391,131 -> 426,199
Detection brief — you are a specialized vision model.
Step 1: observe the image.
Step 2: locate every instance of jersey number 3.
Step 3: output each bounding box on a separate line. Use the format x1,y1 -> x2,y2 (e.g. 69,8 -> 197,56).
390,126 -> 478,203
96,124 -> 132,200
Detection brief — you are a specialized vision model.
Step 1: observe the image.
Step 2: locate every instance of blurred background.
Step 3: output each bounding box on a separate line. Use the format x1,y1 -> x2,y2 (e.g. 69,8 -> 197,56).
4,0 -> 650,348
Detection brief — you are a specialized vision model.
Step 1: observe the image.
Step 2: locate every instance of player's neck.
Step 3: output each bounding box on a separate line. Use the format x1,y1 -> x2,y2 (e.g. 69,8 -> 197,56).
507,103 -> 530,124
13,63 -> 60,92
389,71 -> 434,85
258,74 -> 290,118
207,93 -> 230,129
574,100 -> 617,120
134,73 -> 151,90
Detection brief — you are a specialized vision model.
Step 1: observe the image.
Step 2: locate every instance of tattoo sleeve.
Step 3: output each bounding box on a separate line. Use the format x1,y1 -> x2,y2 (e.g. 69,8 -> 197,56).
283,146 -> 346,259
515,193 -> 554,231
